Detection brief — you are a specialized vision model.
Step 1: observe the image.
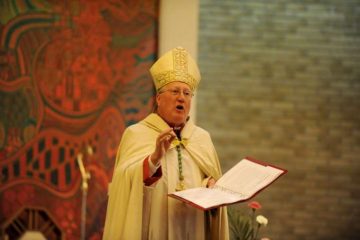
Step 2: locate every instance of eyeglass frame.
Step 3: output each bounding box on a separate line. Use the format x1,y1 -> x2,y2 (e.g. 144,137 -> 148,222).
158,88 -> 194,98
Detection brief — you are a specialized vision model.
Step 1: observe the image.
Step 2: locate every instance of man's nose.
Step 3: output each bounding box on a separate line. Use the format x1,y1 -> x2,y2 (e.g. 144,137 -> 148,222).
176,93 -> 185,101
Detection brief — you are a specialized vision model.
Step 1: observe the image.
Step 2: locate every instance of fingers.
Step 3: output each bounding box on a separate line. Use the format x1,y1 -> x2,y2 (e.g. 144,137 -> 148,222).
157,128 -> 176,145
152,128 -> 177,163
158,128 -> 176,140
207,178 -> 217,188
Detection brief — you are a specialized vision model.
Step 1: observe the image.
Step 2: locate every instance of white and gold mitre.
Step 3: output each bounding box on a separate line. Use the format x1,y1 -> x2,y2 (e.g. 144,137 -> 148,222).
150,47 -> 201,92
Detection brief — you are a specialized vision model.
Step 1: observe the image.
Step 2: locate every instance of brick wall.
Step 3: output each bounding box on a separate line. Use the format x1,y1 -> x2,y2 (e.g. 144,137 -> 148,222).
197,0 -> 360,239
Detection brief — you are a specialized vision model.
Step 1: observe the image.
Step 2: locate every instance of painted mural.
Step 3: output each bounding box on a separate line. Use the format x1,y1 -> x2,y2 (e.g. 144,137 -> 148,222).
0,0 -> 158,239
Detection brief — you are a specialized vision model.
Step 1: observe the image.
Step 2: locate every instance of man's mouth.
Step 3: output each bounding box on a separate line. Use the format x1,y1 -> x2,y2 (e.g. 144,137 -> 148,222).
176,105 -> 184,111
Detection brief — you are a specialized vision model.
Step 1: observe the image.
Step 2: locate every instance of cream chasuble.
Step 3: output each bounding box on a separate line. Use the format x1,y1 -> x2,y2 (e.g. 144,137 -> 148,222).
103,113 -> 229,240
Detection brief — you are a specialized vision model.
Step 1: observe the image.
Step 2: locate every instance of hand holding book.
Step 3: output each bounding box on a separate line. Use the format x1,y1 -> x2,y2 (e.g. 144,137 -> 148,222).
168,157 -> 287,210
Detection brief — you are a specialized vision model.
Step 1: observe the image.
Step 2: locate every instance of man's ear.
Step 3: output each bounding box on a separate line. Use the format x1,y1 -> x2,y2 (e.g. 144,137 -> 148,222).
156,93 -> 161,106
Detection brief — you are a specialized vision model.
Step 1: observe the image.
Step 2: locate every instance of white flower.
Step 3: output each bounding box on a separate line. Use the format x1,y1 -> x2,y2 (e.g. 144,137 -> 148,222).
256,215 -> 268,226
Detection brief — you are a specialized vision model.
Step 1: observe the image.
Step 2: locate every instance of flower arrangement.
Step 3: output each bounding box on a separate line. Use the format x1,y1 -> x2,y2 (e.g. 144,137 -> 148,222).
228,201 -> 269,240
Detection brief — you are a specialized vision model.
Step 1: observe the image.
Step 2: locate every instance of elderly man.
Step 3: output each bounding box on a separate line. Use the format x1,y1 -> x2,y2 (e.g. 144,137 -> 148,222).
103,47 -> 229,240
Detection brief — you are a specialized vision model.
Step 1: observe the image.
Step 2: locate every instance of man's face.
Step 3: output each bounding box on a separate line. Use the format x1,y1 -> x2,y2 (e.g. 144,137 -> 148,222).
156,82 -> 193,127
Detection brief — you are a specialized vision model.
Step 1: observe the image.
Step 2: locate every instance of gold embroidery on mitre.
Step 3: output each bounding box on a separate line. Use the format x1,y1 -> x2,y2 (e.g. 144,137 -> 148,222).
173,47 -> 187,74
154,71 -> 197,92
150,47 -> 200,92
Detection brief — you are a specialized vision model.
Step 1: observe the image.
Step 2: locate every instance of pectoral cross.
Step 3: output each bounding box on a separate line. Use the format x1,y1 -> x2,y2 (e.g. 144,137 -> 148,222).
175,180 -> 186,191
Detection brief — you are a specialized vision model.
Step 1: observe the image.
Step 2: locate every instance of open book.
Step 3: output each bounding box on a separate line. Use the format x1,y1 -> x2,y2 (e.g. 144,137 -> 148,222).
168,157 -> 287,210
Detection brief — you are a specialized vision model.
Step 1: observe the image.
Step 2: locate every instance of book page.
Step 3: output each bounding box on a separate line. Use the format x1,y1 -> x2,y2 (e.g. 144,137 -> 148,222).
169,158 -> 287,209
171,187 -> 245,209
216,159 -> 284,197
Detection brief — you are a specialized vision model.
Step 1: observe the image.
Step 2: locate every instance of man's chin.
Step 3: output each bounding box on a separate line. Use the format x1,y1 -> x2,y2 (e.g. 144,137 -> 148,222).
170,115 -> 187,126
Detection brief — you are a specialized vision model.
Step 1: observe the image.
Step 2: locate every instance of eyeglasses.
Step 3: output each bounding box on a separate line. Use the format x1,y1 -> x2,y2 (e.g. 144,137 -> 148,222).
159,88 -> 194,99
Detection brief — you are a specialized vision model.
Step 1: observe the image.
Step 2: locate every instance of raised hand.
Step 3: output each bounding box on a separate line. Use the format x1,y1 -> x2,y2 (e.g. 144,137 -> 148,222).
150,128 -> 176,166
